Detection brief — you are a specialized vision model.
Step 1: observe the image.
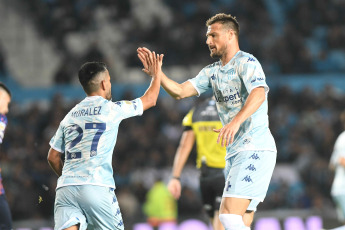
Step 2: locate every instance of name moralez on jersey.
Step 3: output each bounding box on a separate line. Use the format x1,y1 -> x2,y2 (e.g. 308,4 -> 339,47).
71,106 -> 102,117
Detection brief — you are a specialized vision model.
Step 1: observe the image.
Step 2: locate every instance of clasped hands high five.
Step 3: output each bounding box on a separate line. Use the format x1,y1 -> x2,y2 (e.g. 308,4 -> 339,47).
137,47 -> 164,78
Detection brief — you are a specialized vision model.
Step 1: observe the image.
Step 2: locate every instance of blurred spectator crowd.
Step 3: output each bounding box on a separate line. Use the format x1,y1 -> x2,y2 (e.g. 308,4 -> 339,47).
0,84 -> 344,225
19,0 -> 345,84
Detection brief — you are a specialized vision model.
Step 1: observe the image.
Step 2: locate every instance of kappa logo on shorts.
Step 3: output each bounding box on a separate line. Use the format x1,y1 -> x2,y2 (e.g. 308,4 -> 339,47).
112,196 -> 117,204
242,175 -> 253,183
211,75 -> 216,80
249,153 -> 260,160
245,164 -> 256,171
226,180 -> 232,191
115,208 -> 121,216
117,220 -> 123,227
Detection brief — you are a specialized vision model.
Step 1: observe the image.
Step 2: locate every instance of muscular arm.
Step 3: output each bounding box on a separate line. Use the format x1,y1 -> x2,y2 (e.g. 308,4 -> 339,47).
215,87 -> 266,146
47,148 -> 63,177
168,130 -> 195,199
160,72 -> 198,100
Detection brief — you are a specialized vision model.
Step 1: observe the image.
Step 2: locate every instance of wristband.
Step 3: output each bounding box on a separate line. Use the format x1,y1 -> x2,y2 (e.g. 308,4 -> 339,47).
172,176 -> 180,181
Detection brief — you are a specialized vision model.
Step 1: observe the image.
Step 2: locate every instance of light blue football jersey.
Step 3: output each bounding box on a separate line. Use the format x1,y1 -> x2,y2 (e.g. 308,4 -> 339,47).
189,51 -> 276,158
49,96 -> 143,189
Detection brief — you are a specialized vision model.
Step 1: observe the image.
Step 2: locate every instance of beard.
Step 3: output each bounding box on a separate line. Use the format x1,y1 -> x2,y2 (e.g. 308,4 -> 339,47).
210,51 -> 222,59
209,44 -> 227,59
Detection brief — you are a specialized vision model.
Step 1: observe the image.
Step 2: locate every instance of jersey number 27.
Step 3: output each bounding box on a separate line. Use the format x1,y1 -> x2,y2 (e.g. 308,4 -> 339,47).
66,123 -> 106,160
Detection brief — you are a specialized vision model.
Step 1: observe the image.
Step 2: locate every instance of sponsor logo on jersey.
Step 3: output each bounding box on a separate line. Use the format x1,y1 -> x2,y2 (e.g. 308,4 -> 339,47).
250,77 -> 264,83
214,90 -> 241,104
228,68 -> 236,75
247,57 -> 255,62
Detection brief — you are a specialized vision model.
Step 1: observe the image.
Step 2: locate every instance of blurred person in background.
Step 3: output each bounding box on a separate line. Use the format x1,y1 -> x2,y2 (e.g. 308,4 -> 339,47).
330,111 -> 345,230
47,52 -> 163,230
138,12 -> 276,230
143,178 -> 177,230
0,82 -> 12,230
167,97 -> 225,230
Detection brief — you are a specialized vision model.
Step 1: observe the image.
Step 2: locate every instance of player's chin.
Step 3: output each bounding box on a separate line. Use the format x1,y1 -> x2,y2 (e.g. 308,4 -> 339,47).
210,52 -> 221,59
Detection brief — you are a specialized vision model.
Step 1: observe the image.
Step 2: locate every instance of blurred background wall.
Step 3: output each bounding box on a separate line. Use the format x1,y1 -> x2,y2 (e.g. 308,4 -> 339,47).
0,0 -> 345,229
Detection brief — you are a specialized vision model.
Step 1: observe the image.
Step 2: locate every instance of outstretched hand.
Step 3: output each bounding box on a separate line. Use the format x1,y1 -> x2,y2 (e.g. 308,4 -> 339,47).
137,47 -> 164,77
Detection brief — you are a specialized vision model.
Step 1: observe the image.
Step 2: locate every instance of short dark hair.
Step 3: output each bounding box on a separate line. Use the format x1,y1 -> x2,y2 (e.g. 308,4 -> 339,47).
0,82 -> 11,98
206,13 -> 240,39
78,62 -> 107,94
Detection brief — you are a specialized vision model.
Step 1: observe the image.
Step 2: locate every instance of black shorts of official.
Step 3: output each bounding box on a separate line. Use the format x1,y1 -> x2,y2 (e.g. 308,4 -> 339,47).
199,167 -> 225,218
0,194 -> 12,230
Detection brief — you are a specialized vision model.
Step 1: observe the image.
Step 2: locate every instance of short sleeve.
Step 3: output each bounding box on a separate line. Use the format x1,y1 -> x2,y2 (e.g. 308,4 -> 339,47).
239,57 -> 269,94
188,68 -> 211,96
0,114 -> 7,144
113,98 -> 143,120
182,109 -> 194,128
49,122 -> 65,153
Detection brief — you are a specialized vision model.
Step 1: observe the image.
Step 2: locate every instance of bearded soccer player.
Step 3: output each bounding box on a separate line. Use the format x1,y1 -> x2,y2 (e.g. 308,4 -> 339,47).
48,52 -> 163,230
138,13 -> 276,230
0,82 -> 12,230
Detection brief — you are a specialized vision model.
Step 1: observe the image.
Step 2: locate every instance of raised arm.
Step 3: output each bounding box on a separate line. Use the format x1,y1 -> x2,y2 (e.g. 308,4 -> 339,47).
167,129 -> 196,199
138,47 -> 198,100
137,49 -> 164,111
214,87 -> 266,146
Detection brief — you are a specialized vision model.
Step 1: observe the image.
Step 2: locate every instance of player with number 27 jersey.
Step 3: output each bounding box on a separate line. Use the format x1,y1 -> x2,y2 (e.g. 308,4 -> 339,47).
50,96 -> 143,189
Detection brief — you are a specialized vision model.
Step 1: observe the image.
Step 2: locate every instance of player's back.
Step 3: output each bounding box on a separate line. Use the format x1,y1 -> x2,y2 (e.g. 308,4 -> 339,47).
50,96 -> 143,189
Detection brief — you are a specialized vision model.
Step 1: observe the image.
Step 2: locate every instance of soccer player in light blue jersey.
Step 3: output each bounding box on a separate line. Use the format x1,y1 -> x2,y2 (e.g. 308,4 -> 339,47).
0,82 -> 12,230
48,52 -> 163,230
330,112 -> 345,230
138,13 -> 276,230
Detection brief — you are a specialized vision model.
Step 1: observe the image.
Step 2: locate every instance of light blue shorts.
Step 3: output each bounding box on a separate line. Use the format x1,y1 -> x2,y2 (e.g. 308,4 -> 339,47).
332,194 -> 345,222
54,185 -> 124,230
223,150 -> 277,211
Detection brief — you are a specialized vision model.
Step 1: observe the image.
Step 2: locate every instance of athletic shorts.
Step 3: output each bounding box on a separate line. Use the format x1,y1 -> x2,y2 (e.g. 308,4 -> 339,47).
199,167 -> 225,218
223,150 -> 277,211
332,194 -> 345,222
54,185 -> 124,230
0,194 -> 12,230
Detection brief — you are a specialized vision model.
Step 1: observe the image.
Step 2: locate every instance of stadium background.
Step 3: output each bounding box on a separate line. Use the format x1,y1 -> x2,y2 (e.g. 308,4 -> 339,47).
0,0 -> 345,229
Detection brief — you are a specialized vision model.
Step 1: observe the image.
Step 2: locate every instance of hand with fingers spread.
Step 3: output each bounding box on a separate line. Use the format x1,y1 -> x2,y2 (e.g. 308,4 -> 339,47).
137,47 -> 163,78
213,119 -> 241,147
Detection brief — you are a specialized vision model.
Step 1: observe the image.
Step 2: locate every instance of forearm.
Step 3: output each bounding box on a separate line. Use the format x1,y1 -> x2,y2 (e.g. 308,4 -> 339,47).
172,131 -> 195,177
141,75 -> 161,111
48,158 -> 63,177
161,72 -> 184,99
232,87 -> 265,124
47,148 -> 63,177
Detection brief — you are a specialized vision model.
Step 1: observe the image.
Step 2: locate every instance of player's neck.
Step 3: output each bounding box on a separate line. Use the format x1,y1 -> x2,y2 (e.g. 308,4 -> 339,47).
220,45 -> 240,66
87,91 -> 105,99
